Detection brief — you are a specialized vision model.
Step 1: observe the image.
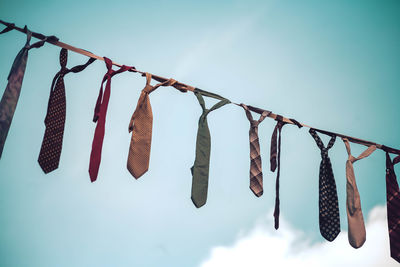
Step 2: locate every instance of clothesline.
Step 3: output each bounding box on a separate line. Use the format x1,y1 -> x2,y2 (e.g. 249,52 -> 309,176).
1,19 -> 399,155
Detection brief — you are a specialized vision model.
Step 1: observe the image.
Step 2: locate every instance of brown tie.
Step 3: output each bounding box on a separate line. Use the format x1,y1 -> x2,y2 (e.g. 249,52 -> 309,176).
342,137 -> 376,248
127,73 -> 186,178
240,104 -> 271,197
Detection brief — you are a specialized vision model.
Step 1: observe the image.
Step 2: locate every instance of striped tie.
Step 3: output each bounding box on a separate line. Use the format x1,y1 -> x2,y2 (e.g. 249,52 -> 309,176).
240,104 -> 271,197
385,151 -> 400,263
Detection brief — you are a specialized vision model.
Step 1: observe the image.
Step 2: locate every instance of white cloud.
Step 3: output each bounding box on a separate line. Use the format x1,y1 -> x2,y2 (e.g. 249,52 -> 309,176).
200,206 -> 398,267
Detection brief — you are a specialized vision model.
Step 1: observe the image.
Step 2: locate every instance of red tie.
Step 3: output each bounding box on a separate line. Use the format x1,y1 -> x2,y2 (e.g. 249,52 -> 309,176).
89,57 -> 132,182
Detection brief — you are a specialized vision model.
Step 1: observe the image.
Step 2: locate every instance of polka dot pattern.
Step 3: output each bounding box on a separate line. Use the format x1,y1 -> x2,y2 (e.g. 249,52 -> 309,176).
38,48 -> 95,174
309,128 -> 341,242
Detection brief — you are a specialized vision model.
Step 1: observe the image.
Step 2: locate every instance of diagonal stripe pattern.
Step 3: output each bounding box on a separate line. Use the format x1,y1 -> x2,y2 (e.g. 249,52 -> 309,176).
240,104 -> 271,197
385,151 -> 400,263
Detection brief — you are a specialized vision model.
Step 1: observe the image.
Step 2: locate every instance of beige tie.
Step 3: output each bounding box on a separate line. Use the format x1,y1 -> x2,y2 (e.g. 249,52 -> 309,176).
342,137 -> 376,248
127,73 -> 180,178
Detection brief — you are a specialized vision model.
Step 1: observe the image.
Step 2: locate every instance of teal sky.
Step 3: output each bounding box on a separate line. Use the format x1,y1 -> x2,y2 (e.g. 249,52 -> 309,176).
0,0 -> 399,266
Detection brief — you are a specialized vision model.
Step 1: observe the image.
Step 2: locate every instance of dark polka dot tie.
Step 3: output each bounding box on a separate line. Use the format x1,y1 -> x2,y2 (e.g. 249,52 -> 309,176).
38,48 -> 95,173
309,128 -> 340,241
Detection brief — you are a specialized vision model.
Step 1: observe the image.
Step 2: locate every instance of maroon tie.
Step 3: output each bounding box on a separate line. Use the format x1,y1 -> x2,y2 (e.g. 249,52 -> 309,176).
38,48 -> 95,173
89,57 -> 132,182
384,149 -> 400,263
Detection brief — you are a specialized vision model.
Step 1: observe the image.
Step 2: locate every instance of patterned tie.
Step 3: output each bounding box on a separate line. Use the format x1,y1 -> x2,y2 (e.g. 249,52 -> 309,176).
38,48 -> 95,173
191,89 -> 230,208
240,104 -> 271,197
127,73 -> 181,178
384,150 -> 400,263
270,115 -> 302,229
89,57 -> 132,182
0,26 -> 56,158
309,128 -> 340,241
342,137 -> 376,248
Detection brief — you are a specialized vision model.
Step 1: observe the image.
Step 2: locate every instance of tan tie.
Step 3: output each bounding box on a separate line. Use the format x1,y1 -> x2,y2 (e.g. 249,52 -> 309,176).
342,137 -> 376,248
127,73 -> 178,178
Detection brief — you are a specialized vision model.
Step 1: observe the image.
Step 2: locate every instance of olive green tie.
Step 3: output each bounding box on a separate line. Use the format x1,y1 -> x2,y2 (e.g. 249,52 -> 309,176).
191,89 -> 230,208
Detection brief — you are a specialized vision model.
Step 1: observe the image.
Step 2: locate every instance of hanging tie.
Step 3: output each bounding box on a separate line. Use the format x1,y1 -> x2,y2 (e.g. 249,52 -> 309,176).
191,89 -> 230,208
342,138 -> 376,248
270,115 -> 302,229
127,73 -> 189,179
382,147 -> 400,263
309,128 -> 340,241
38,48 -> 95,173
89,57 -> 132,182
240,104 -> 271,197
0,26 -> 57,158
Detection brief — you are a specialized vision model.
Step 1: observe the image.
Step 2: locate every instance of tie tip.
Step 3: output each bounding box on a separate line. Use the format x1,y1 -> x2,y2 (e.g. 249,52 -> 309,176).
390,254 -> 400,263
191,197 -> 206,208
321,231 -> 340,242
127,165 -> 148,179
89,170 -> 98,183
38,160 -> 58,174
251,189 -> 263,197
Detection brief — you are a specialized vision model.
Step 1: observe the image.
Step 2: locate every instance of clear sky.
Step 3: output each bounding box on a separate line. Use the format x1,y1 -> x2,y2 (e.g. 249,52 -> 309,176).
0,0 -> 399,266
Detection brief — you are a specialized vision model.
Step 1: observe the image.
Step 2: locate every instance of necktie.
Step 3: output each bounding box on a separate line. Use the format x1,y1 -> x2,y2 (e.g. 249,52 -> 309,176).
191,89 -> 230,208
342,137 -> 376,248
309,128 -> 340,241
89,57 -> 132,182
38,48 -> 95,173
0,26 -> 55,158
127,72 -> 187,178
240,104 -> 271,197
270,116 -> 302,229
384,150 -> 400,263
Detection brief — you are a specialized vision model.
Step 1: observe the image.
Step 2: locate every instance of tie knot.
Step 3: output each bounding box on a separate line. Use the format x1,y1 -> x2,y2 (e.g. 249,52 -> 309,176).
250,120 -> 259,128
143,84 -> 153,93
60,66 -> 69,75
349,155 -> 357,163
321,148 -> 329,157
104,57 -> 115,76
